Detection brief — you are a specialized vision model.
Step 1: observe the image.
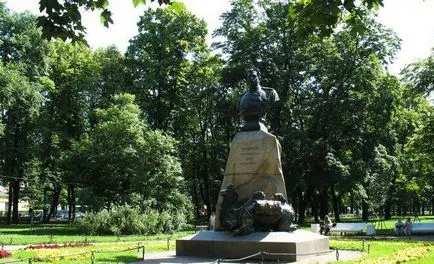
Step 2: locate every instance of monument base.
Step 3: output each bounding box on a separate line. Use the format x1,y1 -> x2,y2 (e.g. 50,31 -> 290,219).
176,230 -> 329,262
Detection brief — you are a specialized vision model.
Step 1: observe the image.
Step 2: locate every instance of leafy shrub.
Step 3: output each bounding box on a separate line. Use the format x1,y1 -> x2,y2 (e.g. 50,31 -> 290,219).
75,205 -> 188,235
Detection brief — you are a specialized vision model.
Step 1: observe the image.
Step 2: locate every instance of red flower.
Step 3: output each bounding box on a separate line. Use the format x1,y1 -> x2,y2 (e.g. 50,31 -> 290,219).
0,249 -> 11,258
25,242 -> 92,250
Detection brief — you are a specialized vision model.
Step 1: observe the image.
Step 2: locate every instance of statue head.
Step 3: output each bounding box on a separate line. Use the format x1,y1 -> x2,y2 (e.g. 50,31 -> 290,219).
220,185 -> 239,204
272,193 -> 287,203
252,191 -> 266,200
247,68 -> 260,89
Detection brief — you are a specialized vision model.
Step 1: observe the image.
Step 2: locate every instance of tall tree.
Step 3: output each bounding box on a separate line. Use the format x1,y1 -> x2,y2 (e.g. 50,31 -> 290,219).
125,6 -> 208,131
0,64 -> 42,223
215,0 -> 401,223
66,93 -> 190,214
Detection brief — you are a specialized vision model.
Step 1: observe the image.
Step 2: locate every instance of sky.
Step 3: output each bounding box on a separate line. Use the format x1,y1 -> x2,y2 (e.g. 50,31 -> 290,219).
4,0 -> 434,75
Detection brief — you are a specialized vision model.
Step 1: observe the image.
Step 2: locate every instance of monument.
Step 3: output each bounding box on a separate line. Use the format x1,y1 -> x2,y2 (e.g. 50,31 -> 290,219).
177,68 -> 329,262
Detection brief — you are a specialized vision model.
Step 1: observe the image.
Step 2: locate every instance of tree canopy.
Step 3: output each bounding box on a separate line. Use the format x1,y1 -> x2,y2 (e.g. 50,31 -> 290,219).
35,0 -> 386,42
0,0 -> 433,227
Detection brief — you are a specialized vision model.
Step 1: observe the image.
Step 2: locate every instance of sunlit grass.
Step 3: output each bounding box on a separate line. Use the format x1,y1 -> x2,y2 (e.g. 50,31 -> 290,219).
0,224 -> 195,245
330,239 -> 434,263
4,240 -> 177,263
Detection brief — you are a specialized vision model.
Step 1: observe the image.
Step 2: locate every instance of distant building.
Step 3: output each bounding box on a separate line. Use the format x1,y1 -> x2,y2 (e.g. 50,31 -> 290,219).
0,185 -> 29,213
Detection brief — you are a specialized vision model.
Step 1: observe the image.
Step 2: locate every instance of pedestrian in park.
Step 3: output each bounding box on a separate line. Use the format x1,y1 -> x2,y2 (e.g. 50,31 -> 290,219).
320,214 -> 333,235
209,212 -> 215,230
404,217 -> 412,237
395,218 -> 404,236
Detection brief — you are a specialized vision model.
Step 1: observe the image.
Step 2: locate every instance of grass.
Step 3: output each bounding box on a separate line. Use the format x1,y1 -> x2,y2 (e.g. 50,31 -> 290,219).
330,238 -> 434,263
2,240 -> 177,263
2,216 -> 434,263
300,214 -> 434,235
0,224 -> 195,245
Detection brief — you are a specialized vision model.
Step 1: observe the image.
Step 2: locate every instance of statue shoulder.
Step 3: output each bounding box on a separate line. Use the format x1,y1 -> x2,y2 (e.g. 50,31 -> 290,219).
261,87 -> 279,102
239,91 -> 249,98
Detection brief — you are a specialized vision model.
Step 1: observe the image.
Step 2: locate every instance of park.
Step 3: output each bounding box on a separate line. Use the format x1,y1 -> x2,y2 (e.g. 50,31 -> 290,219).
0,0 -> 434,263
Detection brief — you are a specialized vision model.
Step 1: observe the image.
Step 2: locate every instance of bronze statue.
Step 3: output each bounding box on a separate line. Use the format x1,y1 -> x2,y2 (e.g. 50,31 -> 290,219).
219,186 -> 297,236
238,69 -> 279,131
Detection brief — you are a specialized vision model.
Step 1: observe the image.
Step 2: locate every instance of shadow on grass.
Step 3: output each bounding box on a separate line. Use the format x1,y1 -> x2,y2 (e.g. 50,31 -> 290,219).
0,224 -> 78,236
96,256 -> 140,263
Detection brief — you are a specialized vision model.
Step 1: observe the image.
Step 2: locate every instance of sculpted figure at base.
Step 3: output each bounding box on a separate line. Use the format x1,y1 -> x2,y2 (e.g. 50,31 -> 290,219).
219,186 -> 297,236
238,68 -> 279,131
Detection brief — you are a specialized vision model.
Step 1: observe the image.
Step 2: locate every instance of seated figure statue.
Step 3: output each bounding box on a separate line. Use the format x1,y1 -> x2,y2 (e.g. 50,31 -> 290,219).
238,68 -> 279,131
219,186 -> 297,236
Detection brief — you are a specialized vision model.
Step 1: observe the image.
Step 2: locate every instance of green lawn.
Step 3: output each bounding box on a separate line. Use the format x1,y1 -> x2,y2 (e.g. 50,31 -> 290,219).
3,241 -> 177,263
0,224 -> 195,245
300,214 -> 434,235
330,238 -> 434,263
2,218 -> 434,263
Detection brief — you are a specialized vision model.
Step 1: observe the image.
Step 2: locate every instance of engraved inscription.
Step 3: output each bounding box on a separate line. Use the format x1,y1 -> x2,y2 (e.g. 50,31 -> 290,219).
239,146 -> 260,166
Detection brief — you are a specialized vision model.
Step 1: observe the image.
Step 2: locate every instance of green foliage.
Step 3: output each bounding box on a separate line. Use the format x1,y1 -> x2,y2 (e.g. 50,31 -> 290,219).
216,0 -> 402,222
402,49 -> 434,96
66,93 -> 191,215
75,205 -> 188,235
292,0 -> 384,37
36,0 -> 172,42
0,3 -> 50,78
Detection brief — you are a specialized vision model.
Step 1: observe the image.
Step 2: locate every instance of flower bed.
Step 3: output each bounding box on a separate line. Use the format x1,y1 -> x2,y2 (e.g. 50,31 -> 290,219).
26,242 -> 92,250
0,249 -> 11,258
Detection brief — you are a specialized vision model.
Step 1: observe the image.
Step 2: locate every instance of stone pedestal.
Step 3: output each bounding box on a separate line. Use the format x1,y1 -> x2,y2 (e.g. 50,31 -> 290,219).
176,230 -> 329,262
214,130 -> 286,230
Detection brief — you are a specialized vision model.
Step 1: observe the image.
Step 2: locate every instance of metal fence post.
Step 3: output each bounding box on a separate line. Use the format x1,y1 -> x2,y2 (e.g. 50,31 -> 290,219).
142,246 -> 145,260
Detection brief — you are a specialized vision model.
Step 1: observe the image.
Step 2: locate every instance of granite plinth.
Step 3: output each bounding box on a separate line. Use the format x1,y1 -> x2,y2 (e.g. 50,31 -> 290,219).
215,130 -> 287,230
176,230 -> 329,262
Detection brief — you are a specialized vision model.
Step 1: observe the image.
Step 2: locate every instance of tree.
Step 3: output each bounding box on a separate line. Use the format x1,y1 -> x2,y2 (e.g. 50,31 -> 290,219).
0,2 -> 50,78
292,0 -> 385,36
125,6 -> 208,131
36,0 -> 172,42
0,64 -> 42,224
66,93 -> 190,214
215,0 -> 401,223
402,49 -> 434,96
34,0 -> 387,42
0,5 -> 49,224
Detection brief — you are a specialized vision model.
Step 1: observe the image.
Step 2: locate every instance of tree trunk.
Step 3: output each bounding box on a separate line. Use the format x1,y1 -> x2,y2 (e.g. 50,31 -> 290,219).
319,190 -> 329,219
330,185 -> 340,222
297,188 -> 313,224
47,183 -> 61,221
362,200 -> 369,221
7,182 -> 12,225
67,184 -> 76,221
384,198 -> 392,220
297,192 -> 308,225
311,195 -> 319,222
12,180 -> 20,224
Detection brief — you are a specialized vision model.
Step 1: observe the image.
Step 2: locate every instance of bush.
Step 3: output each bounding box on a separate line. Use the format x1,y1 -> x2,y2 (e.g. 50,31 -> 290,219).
75,205 -> 188,235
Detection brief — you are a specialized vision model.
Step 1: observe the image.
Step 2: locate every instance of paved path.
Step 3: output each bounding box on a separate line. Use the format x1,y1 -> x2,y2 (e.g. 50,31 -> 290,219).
5,235 -> 434,264
133,250 -> 365,264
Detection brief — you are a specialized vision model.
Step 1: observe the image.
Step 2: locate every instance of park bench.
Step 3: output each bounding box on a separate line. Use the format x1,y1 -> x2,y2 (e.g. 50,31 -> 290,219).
195,225 -> 209,231
410,222 -> 434,234
330,222 -> 366,235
